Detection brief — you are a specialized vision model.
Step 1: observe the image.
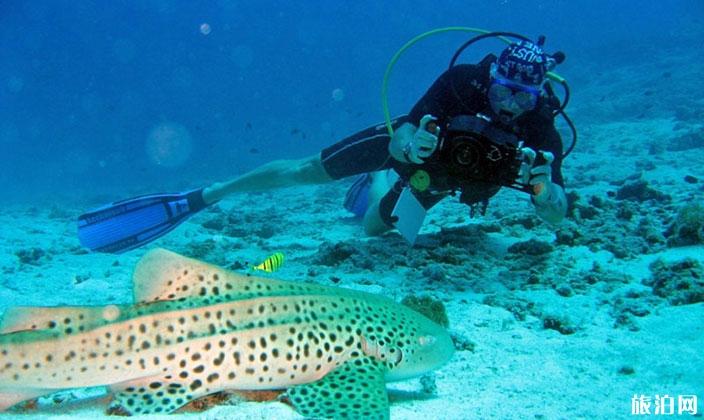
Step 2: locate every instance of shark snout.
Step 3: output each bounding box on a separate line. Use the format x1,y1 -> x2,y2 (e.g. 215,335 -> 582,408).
420,324 -> 455,370
385,318 -> 455,382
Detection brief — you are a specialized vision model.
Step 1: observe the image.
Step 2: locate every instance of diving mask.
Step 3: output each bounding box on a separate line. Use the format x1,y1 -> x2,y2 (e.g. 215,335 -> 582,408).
488,65 -> 542,118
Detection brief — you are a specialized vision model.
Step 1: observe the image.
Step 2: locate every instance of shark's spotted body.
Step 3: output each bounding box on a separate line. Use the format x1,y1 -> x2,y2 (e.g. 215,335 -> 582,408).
0,249 -> 454,418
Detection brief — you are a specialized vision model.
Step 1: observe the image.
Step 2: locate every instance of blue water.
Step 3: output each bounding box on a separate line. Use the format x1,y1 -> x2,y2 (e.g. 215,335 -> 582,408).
1,0 -> 701,203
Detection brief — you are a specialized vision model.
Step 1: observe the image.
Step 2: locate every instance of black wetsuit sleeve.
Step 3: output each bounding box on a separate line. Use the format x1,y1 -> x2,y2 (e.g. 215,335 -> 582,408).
544,124 -> 565,187
521,109 -> 565,188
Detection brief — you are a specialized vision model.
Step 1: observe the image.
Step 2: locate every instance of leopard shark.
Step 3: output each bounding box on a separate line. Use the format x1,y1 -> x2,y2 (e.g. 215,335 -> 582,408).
0,248 -> 454,418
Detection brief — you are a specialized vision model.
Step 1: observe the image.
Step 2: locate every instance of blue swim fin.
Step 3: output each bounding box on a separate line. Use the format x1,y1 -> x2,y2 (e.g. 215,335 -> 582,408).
343,174 -> 372,218
77,188 -> 210,253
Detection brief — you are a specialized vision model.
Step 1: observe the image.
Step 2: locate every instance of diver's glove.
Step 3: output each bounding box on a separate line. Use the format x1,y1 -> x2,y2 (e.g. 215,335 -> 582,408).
528,150 -> 554,199
403,114 -> 440,164
520,148 -> 566,223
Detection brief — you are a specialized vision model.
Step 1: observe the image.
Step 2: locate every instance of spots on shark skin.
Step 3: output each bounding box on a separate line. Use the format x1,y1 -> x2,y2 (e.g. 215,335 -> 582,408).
0,249 -> 454,415
109,379 -> 193,415
104,296 -> 420,414
287,355 -> 389,419
106,323 -> 336,414
361,334 -> 403,366
11,298 -> 367,388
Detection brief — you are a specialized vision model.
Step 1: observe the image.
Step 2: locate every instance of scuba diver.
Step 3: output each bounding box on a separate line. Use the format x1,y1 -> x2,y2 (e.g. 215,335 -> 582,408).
342,37 -> 568,238
78,31 -> 572,253
202,38 -> 567,237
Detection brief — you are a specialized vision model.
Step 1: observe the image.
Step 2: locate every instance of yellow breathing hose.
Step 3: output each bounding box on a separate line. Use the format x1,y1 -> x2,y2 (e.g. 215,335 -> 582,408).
546,71 -> 565,83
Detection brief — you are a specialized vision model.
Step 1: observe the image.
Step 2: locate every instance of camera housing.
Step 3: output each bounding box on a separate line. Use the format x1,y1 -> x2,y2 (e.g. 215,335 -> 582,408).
435,114 -> 523,187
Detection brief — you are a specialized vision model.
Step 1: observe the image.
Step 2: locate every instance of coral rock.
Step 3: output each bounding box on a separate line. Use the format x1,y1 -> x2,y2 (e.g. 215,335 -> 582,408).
507,238 -> 553,256
644,258 -> 704,305
665,203 -> 704,247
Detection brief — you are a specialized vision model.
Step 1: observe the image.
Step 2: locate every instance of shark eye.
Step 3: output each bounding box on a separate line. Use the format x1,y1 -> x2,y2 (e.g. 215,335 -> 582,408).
390,347 -> 403,364
418,335 -> 437,347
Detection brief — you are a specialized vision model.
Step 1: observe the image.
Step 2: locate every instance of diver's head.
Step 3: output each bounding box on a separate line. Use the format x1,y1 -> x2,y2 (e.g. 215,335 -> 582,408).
489,40 -> 550,121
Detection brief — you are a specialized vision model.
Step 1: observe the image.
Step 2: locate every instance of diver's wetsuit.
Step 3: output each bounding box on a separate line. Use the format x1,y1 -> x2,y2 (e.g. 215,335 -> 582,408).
319,116 -> 409,180
320,54 -> 564,224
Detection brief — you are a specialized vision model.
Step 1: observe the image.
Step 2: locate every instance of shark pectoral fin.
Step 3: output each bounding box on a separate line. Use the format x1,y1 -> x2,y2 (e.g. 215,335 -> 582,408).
0,389 -> 49,411
286,356 -> 390,420
108,376 -> 199,415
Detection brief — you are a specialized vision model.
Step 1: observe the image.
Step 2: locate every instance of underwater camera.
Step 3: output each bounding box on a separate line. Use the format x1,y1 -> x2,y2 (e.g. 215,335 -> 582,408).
435,114 -> 523,187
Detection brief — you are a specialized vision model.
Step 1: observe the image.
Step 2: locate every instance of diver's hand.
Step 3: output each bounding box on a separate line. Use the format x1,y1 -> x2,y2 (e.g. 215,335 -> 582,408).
529,151 -> 554,200
404,114 -> 440,164
517,148 -> 554,196
518,148 -> 566,223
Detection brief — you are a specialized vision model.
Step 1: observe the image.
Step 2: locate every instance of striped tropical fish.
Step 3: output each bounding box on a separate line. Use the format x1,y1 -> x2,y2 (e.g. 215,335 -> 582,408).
251,252 -> 285,273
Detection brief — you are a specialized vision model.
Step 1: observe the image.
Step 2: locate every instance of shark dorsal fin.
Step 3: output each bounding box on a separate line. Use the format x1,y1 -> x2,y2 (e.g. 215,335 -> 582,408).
133,248 -> 307,303
133,248 -> 234,303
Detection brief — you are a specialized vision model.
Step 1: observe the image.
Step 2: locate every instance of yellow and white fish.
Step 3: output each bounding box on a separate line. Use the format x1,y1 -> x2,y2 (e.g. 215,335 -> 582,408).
0,248 -> 454,418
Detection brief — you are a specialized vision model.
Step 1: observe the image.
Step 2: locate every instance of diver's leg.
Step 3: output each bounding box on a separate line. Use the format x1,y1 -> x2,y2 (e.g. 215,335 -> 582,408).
363,201 -> 391,236
362,171 -> 399,236
203,153 -> 331,203
203,116 -> 407,205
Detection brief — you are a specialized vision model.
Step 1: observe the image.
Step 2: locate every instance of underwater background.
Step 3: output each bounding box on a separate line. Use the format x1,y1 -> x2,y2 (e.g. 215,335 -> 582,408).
1,0 -> 703,419
1,0 -> 701,203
